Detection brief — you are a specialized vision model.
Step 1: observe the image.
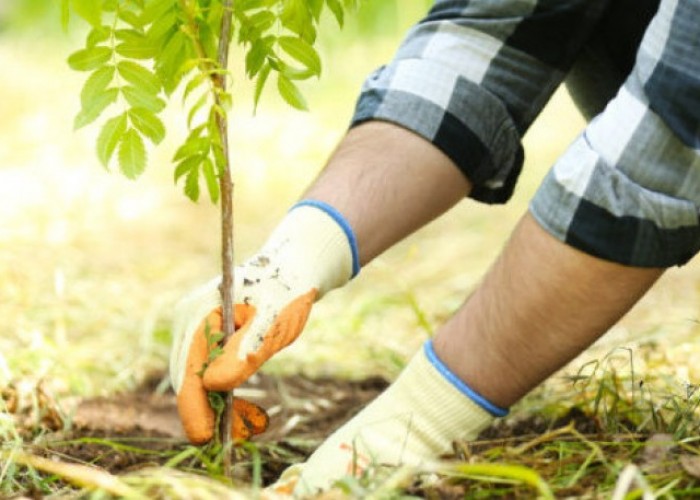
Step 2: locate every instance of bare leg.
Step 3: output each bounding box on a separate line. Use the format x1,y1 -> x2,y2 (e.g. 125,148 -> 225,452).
434,213 -> 664,407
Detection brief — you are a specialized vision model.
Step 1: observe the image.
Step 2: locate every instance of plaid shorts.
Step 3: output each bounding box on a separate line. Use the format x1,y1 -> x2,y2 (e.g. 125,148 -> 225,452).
351,0 -> 700,268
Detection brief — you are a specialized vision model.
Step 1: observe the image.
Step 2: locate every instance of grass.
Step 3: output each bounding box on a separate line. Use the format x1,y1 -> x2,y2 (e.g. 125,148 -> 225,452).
3,10 -> 700,499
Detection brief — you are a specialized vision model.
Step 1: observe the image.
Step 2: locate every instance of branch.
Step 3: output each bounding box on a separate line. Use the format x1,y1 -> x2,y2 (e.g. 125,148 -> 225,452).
214,0 -> 236,481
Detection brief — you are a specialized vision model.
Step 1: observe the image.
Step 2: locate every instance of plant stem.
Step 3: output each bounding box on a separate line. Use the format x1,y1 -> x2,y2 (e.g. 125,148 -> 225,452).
215,0 -> 235,481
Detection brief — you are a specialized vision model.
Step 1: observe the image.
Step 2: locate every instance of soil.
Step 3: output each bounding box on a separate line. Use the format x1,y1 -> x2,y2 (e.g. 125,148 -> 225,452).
9,372 -> 681,498
19,371 -> 390,487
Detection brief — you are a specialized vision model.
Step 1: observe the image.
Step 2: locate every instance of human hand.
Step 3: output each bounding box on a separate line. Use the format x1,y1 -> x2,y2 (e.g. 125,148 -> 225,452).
268,341 -> 503,496
170,201 -> 358,444
170,300 -> 274,444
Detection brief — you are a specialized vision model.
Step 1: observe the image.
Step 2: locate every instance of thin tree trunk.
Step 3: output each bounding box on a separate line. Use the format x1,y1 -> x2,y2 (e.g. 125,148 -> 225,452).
214,0 -> 236,480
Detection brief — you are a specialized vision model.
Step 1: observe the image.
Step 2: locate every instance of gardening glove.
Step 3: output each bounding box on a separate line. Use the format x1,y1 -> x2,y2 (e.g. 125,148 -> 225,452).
170,200 -> 359,444
172,303 -> 270,444
269,340 -> 509,497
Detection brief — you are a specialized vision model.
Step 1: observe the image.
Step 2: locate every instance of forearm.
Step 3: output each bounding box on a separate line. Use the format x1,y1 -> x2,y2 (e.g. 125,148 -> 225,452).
434,213 -> 664,407
303,121 -> 472,265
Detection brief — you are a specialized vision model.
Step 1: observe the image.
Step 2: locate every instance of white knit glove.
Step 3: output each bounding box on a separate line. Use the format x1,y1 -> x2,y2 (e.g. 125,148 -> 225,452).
270,340 -> 508,497
170,200 -> 359,444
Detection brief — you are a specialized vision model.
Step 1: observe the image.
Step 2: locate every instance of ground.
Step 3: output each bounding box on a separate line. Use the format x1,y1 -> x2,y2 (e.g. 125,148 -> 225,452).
6,363 -> 700,498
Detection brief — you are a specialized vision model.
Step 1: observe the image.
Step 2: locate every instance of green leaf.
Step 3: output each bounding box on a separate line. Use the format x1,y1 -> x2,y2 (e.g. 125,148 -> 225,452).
67,46 -> 112,72
184,164 -> 200,201
118,8 -> 144,29
201,157 -> 220,204
253,64 -> 271,112
238,10 -> 276,44
115,41 -> 157,60
115,30 -> 158,59
141,0 -> 175,25
277,74 -> 308,111
81,65 -> 115,108
280,0 -> 316,43
278,36 -> 321,77
74,87 -> 119,129
118,128 -> 147,179
248,10 -> 276,31
277,61 -> 314,80
206,2 -> 225,30
196,22 -> 218,60
174,154 -> 202,182
173,136 -> 210,162
245,36 -> 274,78
236,0 -> 276,11
182,71 -> 209,104
97,113 -> 128,167
102,0 -> 118,12
155,31 -> 189,94
122,85 -> 166,112
326,0 -> 345,27
61,0 -> 70,30
145,8 -> 177,45
187,92 -> 209,128
117,61 -> 161,95
128,107 -> 166,144
70,0 -> 102,27
308,0 -> 324,21
212,144 -> 226,173
86,26 -> 111,48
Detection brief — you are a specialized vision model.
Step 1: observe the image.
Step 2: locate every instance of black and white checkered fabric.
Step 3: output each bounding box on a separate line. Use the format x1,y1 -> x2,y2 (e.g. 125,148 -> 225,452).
351,0 -> 699,268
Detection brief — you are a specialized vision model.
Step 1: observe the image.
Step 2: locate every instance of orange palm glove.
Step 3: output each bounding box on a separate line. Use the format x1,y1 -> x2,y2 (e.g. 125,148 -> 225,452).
175,305 -> 270,444
170,201 -> 359,444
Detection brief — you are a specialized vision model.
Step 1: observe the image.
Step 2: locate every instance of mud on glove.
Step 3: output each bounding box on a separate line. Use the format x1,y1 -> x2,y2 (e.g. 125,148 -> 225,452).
170,200 -> 359,444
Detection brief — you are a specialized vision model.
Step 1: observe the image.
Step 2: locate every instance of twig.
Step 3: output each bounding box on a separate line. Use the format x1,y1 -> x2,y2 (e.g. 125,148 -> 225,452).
214,0 -> 236,481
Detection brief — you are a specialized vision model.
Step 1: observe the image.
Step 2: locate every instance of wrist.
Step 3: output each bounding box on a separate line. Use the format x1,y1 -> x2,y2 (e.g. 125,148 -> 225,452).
257,200 -> 359,296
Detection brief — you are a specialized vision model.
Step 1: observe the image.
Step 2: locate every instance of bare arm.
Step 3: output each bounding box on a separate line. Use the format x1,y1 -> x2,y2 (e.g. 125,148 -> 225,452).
303,121 -> 472,265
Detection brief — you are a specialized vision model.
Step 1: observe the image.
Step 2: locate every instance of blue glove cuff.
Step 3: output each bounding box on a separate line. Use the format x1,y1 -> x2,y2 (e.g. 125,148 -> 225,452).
292,199 -> 361,278
424,339 -> 509,417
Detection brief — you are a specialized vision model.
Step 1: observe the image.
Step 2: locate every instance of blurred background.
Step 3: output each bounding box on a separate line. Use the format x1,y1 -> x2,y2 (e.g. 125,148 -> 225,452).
1,0 -> 699,410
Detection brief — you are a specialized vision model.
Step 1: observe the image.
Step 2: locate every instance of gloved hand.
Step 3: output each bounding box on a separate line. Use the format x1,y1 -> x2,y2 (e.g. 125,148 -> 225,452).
170,201 -> 359,444
269,340 -> 508,496
171,303 -> 271,444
